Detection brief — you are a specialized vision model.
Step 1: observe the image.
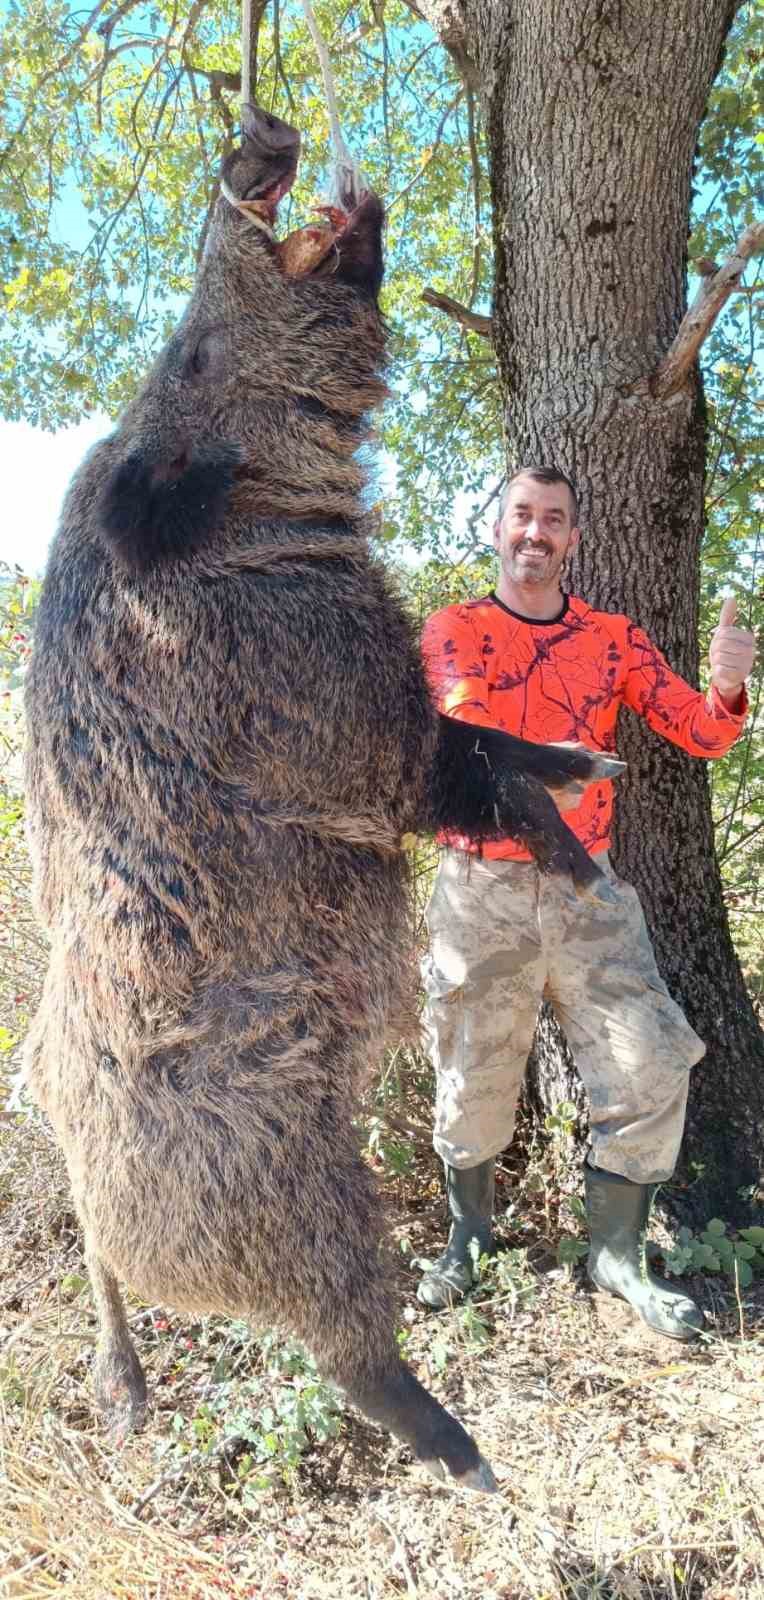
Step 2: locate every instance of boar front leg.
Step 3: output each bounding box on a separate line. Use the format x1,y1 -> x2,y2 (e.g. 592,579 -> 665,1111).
86,1238 -> 148,1436
428,713 -> 624,903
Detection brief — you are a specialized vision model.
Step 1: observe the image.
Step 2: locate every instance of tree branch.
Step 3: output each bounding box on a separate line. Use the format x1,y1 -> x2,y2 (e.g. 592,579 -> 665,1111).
240,0 -> 268,107
0,0 -> 116,169
651,223 -> 764,400
187,64 -> 241,94
420,287 -> 492,339
387,86 -> 462,211
465,85 -> 482,308
398,0 -> 478,92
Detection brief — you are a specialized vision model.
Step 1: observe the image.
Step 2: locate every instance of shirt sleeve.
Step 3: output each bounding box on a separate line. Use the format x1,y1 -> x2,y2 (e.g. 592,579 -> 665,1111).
623,622 -> 748,757
421,609 -> 493,727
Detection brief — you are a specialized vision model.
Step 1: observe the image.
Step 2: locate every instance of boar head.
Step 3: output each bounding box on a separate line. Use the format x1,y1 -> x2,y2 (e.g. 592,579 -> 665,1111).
95,105 -> 386,574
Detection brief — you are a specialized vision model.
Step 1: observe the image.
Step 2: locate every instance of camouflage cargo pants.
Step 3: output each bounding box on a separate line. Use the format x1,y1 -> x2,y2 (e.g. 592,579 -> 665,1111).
421,849 -> 705,1184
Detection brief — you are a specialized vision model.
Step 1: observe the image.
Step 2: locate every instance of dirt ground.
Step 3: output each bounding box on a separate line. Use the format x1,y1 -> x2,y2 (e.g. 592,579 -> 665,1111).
1,1108 -> 763,1600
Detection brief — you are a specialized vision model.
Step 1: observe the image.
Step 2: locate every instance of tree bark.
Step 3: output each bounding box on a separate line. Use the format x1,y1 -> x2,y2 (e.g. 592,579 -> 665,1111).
417,0 -> 763,1223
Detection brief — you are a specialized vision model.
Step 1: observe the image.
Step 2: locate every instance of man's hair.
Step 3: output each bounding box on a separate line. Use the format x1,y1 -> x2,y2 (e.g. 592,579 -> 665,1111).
498,466 -> 579,525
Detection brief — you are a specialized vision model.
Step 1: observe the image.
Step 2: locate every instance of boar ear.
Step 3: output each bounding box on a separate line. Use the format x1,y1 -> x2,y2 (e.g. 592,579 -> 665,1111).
96,441 -> 242,575
333,193 -> 384,296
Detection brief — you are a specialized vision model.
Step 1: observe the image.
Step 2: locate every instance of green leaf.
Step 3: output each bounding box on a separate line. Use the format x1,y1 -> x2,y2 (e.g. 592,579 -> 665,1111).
60,1272 -> 88,1295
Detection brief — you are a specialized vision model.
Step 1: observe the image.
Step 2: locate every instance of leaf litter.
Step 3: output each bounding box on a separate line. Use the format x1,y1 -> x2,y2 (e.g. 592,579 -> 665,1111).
1,1108 -> 763,1600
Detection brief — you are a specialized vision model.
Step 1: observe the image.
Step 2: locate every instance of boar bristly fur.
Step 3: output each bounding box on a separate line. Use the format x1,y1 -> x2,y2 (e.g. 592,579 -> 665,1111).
24,106 -> 618,1493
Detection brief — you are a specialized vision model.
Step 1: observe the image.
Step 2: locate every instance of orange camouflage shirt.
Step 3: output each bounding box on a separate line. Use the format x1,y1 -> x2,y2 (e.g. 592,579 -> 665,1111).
422,591 -> 747,861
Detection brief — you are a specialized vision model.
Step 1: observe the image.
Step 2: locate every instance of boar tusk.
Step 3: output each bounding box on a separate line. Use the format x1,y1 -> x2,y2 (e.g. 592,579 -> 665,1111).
219,174 -> 277,241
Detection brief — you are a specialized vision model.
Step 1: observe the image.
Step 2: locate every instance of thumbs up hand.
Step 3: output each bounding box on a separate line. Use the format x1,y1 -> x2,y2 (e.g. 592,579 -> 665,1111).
709,596 -> 756,704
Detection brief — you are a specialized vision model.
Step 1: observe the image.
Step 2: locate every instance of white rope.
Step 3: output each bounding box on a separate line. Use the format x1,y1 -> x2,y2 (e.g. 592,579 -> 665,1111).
298,0 -> 364,209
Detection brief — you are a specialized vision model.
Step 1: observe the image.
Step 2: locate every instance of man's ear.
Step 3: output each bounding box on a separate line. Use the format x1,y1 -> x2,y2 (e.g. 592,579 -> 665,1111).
492,518 -> 502,554
568,525 -> 581,555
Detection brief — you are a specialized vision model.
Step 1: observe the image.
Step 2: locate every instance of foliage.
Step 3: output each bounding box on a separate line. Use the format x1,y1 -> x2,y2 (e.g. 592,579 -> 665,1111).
0,0 -> 489,484
143,1317 -> 343,1496
663,1217 -> 764,1291
688,7 -> 764,1003
1,2 -> 760,543
0,565 -> 44,1084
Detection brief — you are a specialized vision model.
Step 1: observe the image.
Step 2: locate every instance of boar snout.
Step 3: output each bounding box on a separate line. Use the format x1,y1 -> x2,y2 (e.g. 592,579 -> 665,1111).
241,103 -> 300,158
221,106 -> 300,217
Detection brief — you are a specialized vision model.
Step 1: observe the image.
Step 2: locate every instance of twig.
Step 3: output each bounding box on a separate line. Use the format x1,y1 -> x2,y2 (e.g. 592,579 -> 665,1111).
373,1513 -> 418,1595
0,0 -> 115,170
370,0 -> 392,178
733,1256 -> 746,1343
721,817 -> 764,866
387,86 -> 462,212
620,1536 -> 741,1560
706,270 -> 762,498
651,222 -> 764,399
551,1362 -> 693,1411
272,0 -> 296,113
420,286 -> 492,339
188,64 -> 241,94
132,1432 -> 249,1519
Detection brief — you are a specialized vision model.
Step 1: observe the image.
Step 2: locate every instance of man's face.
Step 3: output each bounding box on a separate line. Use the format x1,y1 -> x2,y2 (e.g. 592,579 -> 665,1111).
493,474 -> 580,587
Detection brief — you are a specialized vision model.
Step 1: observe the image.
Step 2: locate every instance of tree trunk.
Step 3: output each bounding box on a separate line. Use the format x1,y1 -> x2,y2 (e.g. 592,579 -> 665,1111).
416,0 -> 764,1223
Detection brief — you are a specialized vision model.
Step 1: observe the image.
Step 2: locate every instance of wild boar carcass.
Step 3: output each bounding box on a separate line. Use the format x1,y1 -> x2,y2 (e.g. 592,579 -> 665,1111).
23,105 -> 620,1492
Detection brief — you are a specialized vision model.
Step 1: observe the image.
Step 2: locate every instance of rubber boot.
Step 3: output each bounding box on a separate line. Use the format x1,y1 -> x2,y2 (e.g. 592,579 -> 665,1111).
584,1164 -> 704,1341
417,1160 -> 495,1309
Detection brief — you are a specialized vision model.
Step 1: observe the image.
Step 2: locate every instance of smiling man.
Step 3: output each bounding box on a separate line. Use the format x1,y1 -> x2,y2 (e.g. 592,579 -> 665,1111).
418,465 -> 756,1338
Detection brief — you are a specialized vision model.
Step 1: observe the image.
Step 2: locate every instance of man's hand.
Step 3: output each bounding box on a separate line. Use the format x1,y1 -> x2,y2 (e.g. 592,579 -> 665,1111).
709,597 -> 756,707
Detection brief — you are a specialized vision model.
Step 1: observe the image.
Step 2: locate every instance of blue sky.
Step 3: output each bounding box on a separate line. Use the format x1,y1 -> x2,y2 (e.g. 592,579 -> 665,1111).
1,413 -> 110,575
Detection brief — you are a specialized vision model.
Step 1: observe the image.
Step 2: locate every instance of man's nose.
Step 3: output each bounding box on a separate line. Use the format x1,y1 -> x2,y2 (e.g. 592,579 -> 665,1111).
525,520 -> 544,541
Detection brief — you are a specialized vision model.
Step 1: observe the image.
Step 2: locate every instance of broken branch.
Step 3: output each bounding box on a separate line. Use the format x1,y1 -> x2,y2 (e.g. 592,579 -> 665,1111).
651,223 -> 764,400
420,287 -> 492,340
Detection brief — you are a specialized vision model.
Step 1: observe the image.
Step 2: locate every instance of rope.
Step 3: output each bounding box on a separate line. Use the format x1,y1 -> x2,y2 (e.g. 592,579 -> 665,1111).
298,0 -> 364,210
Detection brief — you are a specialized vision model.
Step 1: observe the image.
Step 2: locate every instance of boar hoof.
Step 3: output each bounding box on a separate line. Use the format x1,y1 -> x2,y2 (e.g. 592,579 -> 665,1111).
455,1452 -> 499,1493
93,1344 -> 148,1438
424,1449 -> 498,1494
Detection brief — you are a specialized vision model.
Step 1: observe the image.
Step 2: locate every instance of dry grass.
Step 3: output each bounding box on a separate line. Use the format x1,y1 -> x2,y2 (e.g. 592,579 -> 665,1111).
1,1111 -> 763,1600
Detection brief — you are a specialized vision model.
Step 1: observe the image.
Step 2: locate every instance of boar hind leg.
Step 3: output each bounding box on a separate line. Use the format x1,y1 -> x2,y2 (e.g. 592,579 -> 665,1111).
340,1358 -> 497,1492
86,1239 -> 147,1436
278,1133 -> 496,1491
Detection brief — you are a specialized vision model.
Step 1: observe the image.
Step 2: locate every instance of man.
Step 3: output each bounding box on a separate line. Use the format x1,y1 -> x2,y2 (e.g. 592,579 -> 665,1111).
418,465 -> 756,1339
